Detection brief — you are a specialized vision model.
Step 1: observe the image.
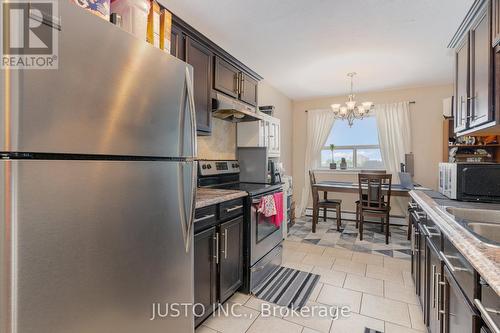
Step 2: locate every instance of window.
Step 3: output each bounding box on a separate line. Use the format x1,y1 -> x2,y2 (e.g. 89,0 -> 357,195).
320,116 -> 384,169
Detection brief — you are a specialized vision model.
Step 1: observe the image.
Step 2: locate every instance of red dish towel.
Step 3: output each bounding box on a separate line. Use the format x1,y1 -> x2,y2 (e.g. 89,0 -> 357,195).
258,195 -> 277,217
272,192 -> 284,227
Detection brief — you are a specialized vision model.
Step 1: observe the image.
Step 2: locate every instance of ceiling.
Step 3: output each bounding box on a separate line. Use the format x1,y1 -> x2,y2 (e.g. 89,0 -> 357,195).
162,0 -> 475,100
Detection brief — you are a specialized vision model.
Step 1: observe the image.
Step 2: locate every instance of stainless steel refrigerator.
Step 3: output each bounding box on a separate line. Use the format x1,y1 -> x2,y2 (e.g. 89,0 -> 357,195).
1,2 -> 196,333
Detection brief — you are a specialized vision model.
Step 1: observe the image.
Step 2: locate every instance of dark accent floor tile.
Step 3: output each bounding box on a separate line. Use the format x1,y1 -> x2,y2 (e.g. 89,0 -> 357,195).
352,245 -> 372,253
394,249 -> 412,255
302,239 -> 320,245
373,249 -> 393,257
336,243 -> 354,250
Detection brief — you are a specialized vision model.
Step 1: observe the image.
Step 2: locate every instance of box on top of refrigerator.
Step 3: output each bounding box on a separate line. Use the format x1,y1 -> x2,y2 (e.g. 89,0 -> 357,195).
70,0 -> 111,20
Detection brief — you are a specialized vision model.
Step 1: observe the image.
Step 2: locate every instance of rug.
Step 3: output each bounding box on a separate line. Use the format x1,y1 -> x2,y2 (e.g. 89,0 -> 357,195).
252,266 -> 320,310
364,328 -> 382,333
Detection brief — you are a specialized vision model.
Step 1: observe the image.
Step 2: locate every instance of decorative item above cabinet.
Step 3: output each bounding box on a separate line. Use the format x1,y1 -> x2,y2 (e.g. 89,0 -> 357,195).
449,0 -> 500,135
167,12 -> 262,136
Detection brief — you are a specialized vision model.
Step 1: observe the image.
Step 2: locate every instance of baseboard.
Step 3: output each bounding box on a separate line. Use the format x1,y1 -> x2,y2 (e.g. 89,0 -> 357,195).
303,208 -> 407,226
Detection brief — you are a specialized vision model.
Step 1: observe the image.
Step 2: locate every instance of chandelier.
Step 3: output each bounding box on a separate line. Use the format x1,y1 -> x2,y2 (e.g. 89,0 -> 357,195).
331,72 -> 374,127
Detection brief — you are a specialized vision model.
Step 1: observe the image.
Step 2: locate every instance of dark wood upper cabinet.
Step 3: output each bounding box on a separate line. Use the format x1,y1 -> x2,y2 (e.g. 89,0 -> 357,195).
450,0 -> 500,135
214,57 -> 240,98
218,217 -> 243,304
239,73 -> 258,107
214,57 -> 259,106
492,0 -> 500,46
185,36 -> 213,134
455,36 -> 469,133
194,226 -> 217,326
167,13 -> 262,136
170,23 -> 184,60
470,7 -> 493,128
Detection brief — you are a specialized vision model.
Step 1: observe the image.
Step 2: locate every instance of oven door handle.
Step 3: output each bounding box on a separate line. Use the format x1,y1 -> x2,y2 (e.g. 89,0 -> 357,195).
251,191 -> 283,205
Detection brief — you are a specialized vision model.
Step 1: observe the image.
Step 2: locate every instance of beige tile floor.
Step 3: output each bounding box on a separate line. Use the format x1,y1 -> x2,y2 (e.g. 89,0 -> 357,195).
197,235 -> 425,333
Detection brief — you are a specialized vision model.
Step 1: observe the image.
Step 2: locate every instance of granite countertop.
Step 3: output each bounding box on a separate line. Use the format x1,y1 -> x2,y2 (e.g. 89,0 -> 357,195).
410,190 -> 500,295
196,187 -> 248,209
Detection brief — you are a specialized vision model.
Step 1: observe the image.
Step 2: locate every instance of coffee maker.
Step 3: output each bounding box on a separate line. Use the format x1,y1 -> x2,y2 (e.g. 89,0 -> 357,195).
237,147 -> 284,185
268,160 -> 283,185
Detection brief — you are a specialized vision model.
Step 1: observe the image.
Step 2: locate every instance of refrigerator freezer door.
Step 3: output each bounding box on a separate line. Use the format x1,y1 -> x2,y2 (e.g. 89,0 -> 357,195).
0,1 -> 195,158
0,160 -> 194,333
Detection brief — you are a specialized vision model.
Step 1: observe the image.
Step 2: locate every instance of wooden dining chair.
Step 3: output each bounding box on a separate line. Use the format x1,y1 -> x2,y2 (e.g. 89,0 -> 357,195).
357,173 -> 392,244
355,170 -> 386,229
309,171 -> 342,233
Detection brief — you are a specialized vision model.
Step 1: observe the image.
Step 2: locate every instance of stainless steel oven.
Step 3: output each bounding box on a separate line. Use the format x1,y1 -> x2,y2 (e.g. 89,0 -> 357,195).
250,190 -> 284,266
197,160 -> 284,294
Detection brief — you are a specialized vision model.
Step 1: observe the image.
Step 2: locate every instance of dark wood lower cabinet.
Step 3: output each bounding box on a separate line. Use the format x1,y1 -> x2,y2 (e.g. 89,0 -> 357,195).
194,213 -> 244,327
194,226 -> 217,326
418,223 -> 427,310
442,266 -> 481,333
479,281 -> 500,332
219,217 -> 244,303
426,240 -> 443,333
409,198 -> 498,333
410,211 -> 420,295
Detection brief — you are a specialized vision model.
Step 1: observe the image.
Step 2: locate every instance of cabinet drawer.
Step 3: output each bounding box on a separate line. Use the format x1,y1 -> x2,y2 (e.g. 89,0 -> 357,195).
442,238 -> 476,303
422,216 -> 442,251
194,205 -> 217,233
479,281 -> 500,332
219,198 -> 244,221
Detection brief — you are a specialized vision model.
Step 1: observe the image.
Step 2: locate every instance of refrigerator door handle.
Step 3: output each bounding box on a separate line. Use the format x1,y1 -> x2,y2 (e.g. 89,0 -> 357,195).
185,66 -> 197,158
187,161 -> 197,251
179,161 -> 197,253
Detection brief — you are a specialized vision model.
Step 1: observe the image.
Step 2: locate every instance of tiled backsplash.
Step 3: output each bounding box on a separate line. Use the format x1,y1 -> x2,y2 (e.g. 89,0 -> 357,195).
197,118 -> 237,160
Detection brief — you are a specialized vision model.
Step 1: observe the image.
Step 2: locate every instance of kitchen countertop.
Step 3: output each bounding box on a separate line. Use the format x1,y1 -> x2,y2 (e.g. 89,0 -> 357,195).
410,190 -> 500,295
196,187 -> 248,209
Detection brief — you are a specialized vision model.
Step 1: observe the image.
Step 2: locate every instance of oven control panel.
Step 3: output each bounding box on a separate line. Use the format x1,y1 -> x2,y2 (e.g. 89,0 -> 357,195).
198,160 -> 240,176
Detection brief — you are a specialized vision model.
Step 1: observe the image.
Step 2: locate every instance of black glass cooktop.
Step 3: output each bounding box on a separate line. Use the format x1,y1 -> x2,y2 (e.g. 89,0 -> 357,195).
210,182 -> 282,196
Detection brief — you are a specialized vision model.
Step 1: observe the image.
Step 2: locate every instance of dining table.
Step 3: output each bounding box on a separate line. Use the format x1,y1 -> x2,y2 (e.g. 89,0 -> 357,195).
312,180 -> 430,197
310,180 -> 430,233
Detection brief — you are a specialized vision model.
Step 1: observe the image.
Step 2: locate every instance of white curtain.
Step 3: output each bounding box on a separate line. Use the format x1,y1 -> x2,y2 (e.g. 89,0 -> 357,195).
297,109 -> 335,217
375,101 -> 412,212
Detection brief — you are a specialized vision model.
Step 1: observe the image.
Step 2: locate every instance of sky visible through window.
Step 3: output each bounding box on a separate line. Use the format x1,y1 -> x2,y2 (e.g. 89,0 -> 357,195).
325,116 -> 380,146
321,116 -> 384,169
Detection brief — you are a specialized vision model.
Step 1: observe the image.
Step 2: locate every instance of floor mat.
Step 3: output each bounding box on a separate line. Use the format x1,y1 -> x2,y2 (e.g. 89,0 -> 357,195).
364,328 -> 382,333
252,266 -> 320,310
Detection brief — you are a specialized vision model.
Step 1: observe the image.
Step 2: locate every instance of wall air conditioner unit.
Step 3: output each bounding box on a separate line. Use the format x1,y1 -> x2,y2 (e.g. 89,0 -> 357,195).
443,97 -> 454,118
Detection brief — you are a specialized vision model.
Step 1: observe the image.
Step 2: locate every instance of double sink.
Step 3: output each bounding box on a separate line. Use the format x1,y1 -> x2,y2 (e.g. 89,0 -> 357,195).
439,206 -> 500,247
